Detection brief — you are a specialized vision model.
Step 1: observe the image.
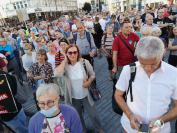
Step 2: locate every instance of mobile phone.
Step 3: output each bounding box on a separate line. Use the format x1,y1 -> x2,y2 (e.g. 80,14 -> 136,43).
139,124 -> 149,132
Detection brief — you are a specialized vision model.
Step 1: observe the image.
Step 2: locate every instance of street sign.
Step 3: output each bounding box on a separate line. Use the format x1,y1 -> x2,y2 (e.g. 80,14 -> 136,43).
16,9 -> 29,22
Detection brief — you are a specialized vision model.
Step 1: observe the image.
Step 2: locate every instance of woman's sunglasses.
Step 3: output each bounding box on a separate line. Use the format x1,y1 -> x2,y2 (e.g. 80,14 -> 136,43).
67,51 -> 78,55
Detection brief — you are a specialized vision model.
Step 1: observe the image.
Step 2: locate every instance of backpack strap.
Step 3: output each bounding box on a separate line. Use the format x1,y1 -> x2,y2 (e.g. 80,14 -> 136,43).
126,62 -> 136,102
103,34 -> 107,45
73,33 -> 77,44
86,31 -> 91,49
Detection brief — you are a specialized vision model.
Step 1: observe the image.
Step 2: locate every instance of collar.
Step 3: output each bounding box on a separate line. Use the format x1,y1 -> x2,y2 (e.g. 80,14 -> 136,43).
136,60 -> 165,73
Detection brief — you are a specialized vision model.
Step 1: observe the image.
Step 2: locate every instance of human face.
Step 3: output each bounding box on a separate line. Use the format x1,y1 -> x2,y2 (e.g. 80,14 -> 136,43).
67,47 -> 78,63
107,27 -> 113,34
55,32 -> 62,39
122,23 -> 132,36
37,53 -> 46,63
77,25 -> 85,33
173,27 -> 177,36
0,41 -> 6,46
37,92 -> 59,110
146,16 -> 153,25
158,9 -> 164,18
60,42 -> 68,52
48,43 -> 56,52
139,57 -> 161,76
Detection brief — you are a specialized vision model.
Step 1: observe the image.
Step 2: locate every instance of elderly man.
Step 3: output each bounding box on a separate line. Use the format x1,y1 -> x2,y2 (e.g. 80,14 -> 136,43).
28,83 -> 83,133
141,14 -> 158,30
115,36 -> 177,133
74,22 -> 96,65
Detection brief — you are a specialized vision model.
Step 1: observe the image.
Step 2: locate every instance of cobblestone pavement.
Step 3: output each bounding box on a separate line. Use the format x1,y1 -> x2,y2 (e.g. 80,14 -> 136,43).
85,56 -> 176,133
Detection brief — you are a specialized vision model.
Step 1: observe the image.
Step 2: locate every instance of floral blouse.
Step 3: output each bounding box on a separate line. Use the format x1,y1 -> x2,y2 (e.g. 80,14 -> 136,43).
29,62 -> 53,83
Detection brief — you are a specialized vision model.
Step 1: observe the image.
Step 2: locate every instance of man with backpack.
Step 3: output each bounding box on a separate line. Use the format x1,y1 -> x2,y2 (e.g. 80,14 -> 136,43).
115,36 -> 177,133
74,22 -> 97,65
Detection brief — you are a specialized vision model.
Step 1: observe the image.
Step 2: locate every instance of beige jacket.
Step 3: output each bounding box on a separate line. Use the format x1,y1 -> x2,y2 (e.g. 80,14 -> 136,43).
54,58 -> 95,106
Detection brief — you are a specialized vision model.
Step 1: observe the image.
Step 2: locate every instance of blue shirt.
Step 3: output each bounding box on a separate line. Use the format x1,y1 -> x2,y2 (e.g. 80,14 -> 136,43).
0,43 -> 14,60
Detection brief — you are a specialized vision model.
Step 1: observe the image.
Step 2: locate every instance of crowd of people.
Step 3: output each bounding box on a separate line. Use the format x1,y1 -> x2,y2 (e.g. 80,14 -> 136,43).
0,3 -> 177,133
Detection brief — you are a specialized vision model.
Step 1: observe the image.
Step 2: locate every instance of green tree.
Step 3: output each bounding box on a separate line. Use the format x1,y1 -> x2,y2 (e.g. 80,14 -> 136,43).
82,2 -> 92,13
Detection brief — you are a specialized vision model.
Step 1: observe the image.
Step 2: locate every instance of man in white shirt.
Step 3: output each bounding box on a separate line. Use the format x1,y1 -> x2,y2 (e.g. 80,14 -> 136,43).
115,36 -> 177,133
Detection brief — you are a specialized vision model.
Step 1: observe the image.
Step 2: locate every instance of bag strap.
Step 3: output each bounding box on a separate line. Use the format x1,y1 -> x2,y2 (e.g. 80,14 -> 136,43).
118,34 -> 134,56
86,31 -> 91,49
126,62 -> 136,102
83,59 -> 88,76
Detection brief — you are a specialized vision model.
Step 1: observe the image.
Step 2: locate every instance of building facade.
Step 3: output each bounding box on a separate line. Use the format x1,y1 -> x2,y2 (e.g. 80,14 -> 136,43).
0,0 -> 78,19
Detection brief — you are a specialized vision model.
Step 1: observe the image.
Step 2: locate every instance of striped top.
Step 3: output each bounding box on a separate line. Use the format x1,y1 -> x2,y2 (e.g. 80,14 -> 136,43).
55,51 -> 65,67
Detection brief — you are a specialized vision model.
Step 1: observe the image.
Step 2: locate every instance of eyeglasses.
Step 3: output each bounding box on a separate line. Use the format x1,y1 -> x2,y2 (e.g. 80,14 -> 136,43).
37,98 -> 57,108
67,51 -> 78,55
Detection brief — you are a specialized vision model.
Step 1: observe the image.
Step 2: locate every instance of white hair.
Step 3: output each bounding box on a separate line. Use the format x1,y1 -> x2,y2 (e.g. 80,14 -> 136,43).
135,36 -> 165,59
151,27 -> 162,37
36,83 -> 60,100
145,13 -> 153,21
140,26 -> 152,36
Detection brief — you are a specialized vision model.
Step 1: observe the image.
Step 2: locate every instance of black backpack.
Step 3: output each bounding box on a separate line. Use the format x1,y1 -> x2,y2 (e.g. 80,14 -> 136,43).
112,63 -> 136,115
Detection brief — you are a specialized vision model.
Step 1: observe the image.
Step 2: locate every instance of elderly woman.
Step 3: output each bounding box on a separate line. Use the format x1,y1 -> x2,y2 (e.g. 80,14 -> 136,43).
27,49 -> 53,90
28,83 -> 83,133
140,26 -> 152,37
22,43 -> 36,72
47,41 -> 57,71
54,45 -> 104,133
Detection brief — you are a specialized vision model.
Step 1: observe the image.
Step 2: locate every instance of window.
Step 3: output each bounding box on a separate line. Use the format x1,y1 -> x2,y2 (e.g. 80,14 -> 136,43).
25,4 -> 27,7
21,4 -> 23,8
14,5 -> 17,9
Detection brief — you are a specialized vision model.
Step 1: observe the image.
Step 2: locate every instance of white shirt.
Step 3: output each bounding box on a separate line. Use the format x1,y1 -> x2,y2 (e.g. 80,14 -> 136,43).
99,18 -> 107,31
116,61 -> 177,133
22,52 -> 36,71
68,62 -> 88,99
47,53 -> 55,71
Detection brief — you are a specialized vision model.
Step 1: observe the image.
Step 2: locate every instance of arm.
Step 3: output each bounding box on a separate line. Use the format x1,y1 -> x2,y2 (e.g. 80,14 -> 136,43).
115,90 -> 133,119
160,100 -> 177,123
168,42 -> 177,50
54,58 -> 67,77
112,51 -> 118,73
89,33 -> 97,54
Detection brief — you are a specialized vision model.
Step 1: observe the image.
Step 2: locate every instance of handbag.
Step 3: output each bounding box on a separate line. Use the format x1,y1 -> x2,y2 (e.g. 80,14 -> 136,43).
83,60 -> 102,101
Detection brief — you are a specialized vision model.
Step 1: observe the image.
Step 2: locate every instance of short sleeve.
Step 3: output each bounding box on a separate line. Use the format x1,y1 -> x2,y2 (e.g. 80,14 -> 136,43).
115,65 -> 130,92
112,37 -> 119,51
172,78 -> 177,100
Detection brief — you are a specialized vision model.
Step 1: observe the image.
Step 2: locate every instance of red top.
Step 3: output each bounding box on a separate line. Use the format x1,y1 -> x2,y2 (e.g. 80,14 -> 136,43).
112,32 -> 140,66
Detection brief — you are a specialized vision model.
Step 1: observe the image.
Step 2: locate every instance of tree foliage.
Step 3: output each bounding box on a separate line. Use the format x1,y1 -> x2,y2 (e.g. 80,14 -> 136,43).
82,2 -> 91,13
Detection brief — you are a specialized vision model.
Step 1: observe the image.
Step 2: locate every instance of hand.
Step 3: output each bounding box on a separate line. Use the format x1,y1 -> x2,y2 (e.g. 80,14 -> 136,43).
129,114 -> 141,130
27,72 -> 33,79
83,79 -> 92,88
5,52 -> 10,56
112,66 -> 117,74
149,120 -> 162,133
89,51 -> 95,57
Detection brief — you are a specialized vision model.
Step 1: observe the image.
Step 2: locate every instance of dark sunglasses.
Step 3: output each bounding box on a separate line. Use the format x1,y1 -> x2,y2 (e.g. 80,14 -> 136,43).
67,51 -> 78,55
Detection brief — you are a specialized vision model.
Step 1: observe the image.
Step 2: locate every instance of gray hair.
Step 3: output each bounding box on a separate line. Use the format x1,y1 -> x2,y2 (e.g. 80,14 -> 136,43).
36,83 -> 60,100
135,36 -> 165,59
151,27 -> 162,37
140,26 -> 152,36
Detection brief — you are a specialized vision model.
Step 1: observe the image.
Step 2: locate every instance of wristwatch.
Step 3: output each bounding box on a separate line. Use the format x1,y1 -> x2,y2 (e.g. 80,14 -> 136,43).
154,120 -> 164,127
